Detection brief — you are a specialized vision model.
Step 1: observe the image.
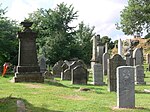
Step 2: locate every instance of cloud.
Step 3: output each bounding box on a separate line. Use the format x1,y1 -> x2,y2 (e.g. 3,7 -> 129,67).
4,0 -> 131,40
5,0 -> 52,22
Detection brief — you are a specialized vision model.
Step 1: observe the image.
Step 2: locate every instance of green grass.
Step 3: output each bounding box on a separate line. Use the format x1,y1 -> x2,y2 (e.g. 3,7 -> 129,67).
0,68 -> 150,112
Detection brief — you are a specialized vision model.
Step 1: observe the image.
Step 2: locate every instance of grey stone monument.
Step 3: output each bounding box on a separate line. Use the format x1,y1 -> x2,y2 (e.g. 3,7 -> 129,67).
61,63 -> 69,80
133,47 -> 143,66
103,52 -> 109,75
38,55 -> 47,73
63,68 -> 71,80
93,63 -> 105,85
117,66 -> 135,108
71,65 -> 88,85
91,35 -> 99,69
97,46 -> 104,64
135,65 -> 146,85
52,60 -> 63,78
107,54 -> 126,92
12,21 -> 44,82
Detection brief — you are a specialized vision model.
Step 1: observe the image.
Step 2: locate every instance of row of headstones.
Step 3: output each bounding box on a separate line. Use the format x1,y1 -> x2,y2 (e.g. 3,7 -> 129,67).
107,53 -> 146,92
103,47 -> 144,76
52,60 -> 88,84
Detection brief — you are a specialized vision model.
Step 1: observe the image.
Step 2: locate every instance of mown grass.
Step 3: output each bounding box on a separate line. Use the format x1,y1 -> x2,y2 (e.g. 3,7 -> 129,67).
0,67 -> 150,112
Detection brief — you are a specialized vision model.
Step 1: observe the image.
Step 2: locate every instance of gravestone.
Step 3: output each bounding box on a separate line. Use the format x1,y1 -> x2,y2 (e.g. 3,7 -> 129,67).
61,63 -> 69,80
52,60 -> 63,78
146,54 -> 150,71
117,66 -> 135,108
72,65 -> 88,84
62,68 -> 71,80
133,48 -> 143,66
97,46 -> 104,64
38,55 -> 47,73
107,54 -> 126,92
12,21 -> 44,83
103,52 -> 109,75
43,71 -> 54,80
93,63 -> 105,85
135,65 -> 146,85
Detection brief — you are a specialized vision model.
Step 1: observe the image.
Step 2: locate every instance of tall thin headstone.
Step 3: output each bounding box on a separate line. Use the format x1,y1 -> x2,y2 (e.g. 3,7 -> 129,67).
118,39 -> 123,57
93,63 -> 105,85
91,35 -> 99,69
117,66 -> 135,108
12,21 -> 44,82
107,54 -> 126,92
103,52 -> 109,75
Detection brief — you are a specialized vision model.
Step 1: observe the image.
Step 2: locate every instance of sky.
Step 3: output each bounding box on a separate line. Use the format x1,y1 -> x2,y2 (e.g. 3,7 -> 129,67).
1,0 -> 131,41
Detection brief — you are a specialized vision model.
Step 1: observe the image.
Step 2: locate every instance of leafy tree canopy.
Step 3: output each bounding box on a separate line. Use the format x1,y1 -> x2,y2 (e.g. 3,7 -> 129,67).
117,0 -> 150,36
27,3 -> 95,65
0,3 -> 19,66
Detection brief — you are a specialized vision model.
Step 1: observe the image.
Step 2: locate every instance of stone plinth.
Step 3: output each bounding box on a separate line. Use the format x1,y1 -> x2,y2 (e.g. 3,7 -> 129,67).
12,21 -> 44,83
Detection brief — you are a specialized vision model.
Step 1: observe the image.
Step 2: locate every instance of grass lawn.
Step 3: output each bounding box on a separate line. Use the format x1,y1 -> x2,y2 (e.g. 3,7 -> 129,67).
0,68 -> 150,112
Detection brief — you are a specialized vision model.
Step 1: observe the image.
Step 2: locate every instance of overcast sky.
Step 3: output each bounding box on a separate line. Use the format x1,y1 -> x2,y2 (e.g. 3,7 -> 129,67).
1,0 -> 132,41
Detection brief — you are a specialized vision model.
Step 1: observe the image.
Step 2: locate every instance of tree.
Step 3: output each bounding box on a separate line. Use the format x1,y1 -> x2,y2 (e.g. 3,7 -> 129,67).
28,3 -> 96,65
117,0 -> 150,36
0,4 -> 19,66
99,36 -> 115,49
28,3 -> 78,64
74,21 -> 95,64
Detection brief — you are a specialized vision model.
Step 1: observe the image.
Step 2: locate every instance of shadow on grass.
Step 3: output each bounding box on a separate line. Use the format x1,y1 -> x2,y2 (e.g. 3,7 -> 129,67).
0,96 -> 63,112
2,75 -> 105,94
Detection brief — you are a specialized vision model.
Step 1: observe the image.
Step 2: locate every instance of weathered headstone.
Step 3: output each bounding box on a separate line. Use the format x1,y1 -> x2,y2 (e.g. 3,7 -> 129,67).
93,63 -> 105,85
12,21 -> 44,83
52,60 -> 63,78
72,65 -> 88,84
117,66 -> 135,108
62,68 -> 71,80
107,54 -> 126,92
61,63 -> 69,80
135,65 -> 146,85
103,52 -> 109,75
133,48 -> 143,66
97,46 -> 104,64
38,55 -> 47,73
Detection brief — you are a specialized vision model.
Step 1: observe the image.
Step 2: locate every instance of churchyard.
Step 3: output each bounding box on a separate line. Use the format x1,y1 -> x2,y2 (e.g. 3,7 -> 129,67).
0,21 -> 150,112
0,66 -> 150,112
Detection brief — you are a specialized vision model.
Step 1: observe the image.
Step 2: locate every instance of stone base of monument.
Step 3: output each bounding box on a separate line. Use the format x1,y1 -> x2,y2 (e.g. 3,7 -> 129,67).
12,72 -> 44,83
